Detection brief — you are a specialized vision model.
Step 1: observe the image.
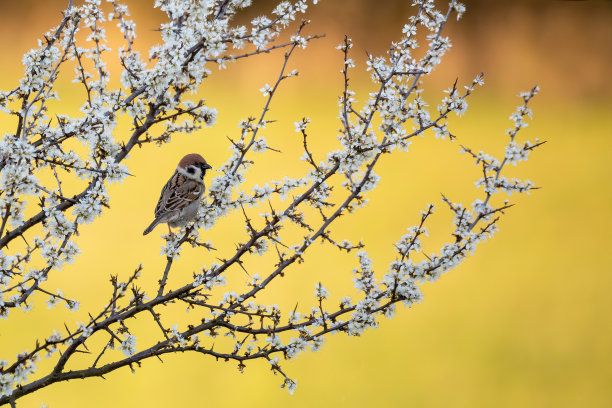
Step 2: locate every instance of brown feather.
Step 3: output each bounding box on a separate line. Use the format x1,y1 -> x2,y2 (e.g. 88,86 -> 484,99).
178,153 -> 207,169
154,172 -> 204,219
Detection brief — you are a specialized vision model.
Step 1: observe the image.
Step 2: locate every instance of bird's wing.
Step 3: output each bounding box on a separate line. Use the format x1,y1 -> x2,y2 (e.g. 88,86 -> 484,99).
154,172 -> 204,218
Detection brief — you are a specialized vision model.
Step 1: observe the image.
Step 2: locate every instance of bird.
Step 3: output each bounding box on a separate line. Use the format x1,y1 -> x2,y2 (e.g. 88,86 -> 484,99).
143,153 -> 212,236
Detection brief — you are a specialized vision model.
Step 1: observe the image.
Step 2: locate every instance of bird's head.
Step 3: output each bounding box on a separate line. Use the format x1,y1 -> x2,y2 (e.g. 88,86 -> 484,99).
177,153 -> 213,181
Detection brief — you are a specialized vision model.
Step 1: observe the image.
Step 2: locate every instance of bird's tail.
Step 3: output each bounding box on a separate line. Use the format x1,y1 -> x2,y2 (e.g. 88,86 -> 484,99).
143,219 -> 161,236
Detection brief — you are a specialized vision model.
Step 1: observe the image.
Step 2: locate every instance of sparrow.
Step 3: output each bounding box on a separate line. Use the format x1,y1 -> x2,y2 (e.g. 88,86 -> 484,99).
143,153 -> 212,236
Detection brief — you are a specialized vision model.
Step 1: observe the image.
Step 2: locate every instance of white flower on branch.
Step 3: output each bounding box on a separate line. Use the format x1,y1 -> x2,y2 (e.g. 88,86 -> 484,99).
285,336 -> 308,359
314,282 -> 329,300
0,0 -> 542,403
77,322 -> 93,339
170,325 -> 187,347
260,83 -> 273,97
282,377 -> 298,395
251,136 -> 267,152
291,34 -> 308,49
266,334 -> 283,348
46,291 -> 63,309
294,117 -> 310,132
119,334 -> 137,357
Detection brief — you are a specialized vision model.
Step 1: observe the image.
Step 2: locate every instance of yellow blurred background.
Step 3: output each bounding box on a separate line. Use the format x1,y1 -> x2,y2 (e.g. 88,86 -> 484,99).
1,0 -> 611,407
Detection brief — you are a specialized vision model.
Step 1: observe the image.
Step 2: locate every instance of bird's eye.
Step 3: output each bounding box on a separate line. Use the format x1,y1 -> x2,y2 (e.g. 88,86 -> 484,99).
187,167 -> 195,174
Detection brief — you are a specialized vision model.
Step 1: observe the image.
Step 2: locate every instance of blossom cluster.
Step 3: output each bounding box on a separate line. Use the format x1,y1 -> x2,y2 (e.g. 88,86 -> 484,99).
0,0 -> 542,405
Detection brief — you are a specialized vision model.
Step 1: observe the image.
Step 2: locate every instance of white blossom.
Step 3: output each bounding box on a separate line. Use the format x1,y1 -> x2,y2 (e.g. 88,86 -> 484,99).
119,334 -> 137,356
0,0 -> 541,402
314,282 -> 329,300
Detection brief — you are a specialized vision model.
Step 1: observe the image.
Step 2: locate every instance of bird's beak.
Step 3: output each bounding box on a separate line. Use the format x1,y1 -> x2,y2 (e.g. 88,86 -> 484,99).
204,163 -> 213,170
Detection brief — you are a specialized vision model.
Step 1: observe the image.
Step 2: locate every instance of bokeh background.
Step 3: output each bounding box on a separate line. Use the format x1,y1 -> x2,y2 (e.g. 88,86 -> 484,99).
1,0 -> 611,407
